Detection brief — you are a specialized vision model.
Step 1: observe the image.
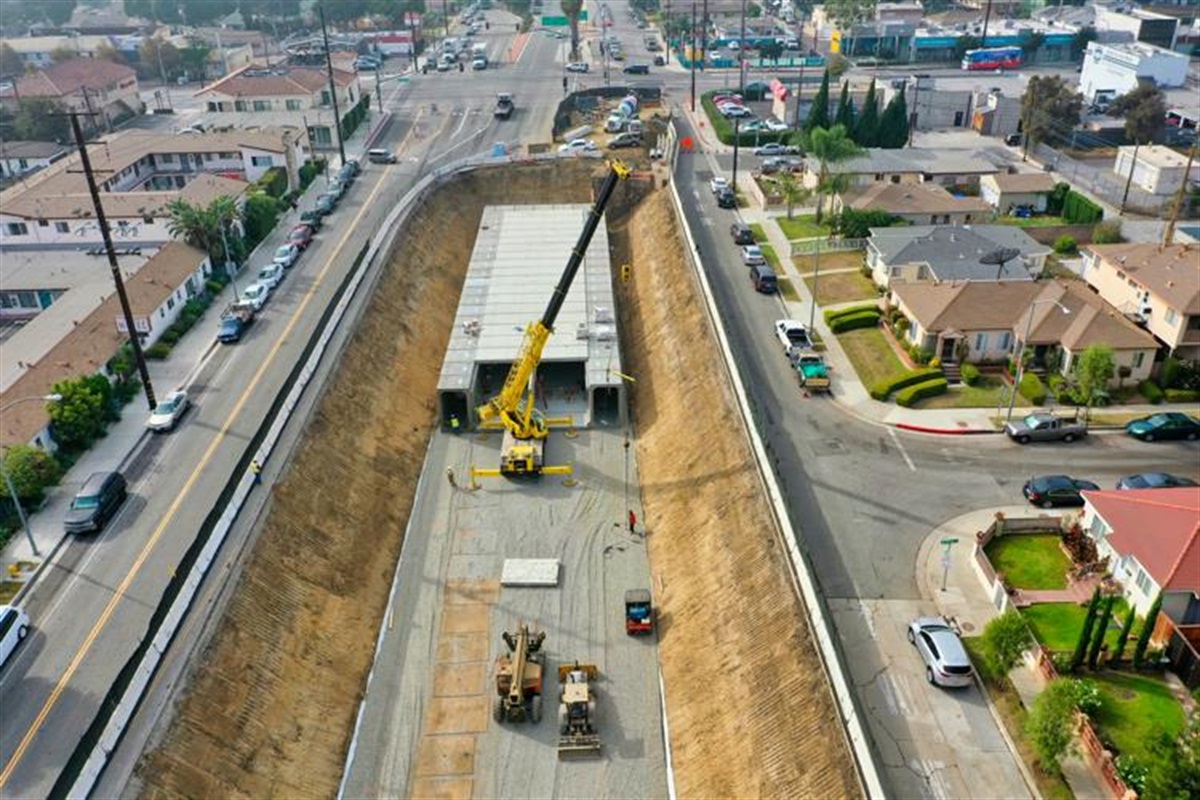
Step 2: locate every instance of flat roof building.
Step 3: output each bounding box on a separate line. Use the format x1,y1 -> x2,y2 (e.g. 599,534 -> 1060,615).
437,204 -> 625,432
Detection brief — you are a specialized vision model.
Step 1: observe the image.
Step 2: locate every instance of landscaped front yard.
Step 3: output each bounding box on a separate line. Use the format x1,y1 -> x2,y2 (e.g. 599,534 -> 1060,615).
837,327 -> 906,389
792,250 -> 863,276
803,270 -> 877,305
775,214 -> 830,240
1090,671 -> 1187,770
1021,602 -> 1124,653
984,535 -> 1069,590
912,375 -> 1033,410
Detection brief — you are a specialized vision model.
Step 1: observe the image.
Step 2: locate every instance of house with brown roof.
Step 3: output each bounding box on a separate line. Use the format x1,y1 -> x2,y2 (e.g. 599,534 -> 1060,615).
0,243 -> 211,450
979,172 -> 1059,214
890,279 -> 1160,380
0,58 -> 143,133
0,141 -> 69,180
1080,243 -> 1200,361
835,183 -> 994,226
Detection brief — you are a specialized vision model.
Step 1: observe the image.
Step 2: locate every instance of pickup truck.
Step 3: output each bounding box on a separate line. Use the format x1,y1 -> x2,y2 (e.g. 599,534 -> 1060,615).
1005,412 -> 1088,444
217,302 -> 255,344
494,92 -> 514,119
795,353 -> 831,393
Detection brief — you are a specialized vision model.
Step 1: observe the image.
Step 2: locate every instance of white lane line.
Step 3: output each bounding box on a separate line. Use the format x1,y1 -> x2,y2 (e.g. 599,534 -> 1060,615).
888,427 -> 917,472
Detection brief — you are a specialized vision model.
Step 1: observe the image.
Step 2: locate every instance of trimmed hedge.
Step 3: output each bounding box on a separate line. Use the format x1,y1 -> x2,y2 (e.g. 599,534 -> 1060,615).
824,303 -> 881,325
829,310 -> 880,334
1165,388 -> 1200,403
1138,379 -> 1163,404
701,91 -> 793,147
960,363 -> 981,386
1062,190 -> 1103,225
1018,372 -> 1046,404
870,367 -> 943,400
895,377 -> 949,407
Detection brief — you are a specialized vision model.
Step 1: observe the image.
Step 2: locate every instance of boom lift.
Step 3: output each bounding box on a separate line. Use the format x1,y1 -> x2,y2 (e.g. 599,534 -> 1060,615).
475,161 -> 631,477
493,623 -> 546,723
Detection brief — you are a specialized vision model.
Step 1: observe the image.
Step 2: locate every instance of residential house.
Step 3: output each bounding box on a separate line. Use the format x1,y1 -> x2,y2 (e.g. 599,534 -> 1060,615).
0,58 -> 143,133
802,148 -> 1003,193
0,242 -> 211,450
835,183 -> 993,227
890,279 -> 1160,380
1113,144 -> 1200,197
1079,486 -> 1200,688
980,172 -> 1059,214
0,141 -> 69,180
1080,243 -> 1200,360
0,128 -> 306,249
195,64 -> 360,148
0,35 -> 121,69
867,224 -> 1049,288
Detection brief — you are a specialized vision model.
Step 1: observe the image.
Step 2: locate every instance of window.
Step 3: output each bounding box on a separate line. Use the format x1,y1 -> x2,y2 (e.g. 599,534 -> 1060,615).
166,296 -> 175,310
1116,270 -> 1125,280
1132,352 -> 1145,369
998,332 -> 1012,351
55,222 -> 69,233
1189,316 -> 1200,331
17,291 -> 36,308
4,222 -> 28,236
253,100 -> 270,111
160,153 -> 175,163
321,89 -> 331,106
286,99 -> 302,111
143,216 -> 154,224
250,155 -> 273,167
207,101 -> 217,112
974,333 -> 988,352
221,152 -> 237,159
1165,308 -> 1178,325
1134,568 -> 1152,595
1089,517 -> 1109,539
234,100 -> 247,111
37,219 -> 48,227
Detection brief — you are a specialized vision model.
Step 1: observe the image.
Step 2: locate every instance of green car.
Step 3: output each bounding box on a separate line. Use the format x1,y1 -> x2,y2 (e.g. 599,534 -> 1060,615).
1125,412 -> 1200,442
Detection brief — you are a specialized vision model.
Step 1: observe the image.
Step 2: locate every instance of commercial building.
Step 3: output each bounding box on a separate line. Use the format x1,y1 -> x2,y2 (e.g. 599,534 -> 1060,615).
437,204 -> 625,431
0,58 -> 144,133
1113,144 -> 1200,197
1079,40 -> 1190,104
1094,5 -> 1180,51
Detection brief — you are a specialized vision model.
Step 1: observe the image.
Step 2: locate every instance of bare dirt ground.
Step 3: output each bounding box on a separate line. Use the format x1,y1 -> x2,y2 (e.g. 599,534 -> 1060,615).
137,160 -> 859,799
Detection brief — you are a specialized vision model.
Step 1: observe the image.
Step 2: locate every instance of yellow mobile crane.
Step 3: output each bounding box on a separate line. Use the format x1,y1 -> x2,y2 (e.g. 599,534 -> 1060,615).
476,160 -> 630,477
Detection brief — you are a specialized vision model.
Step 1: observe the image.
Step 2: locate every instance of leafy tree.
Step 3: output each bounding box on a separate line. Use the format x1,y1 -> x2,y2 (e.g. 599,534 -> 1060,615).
953,35 -> 981,62
982,611 -> 1033,677
1132,593 -> 1162,669
806,124 -> 861,224
1087,595 -> 1115,670
878,86 -> 908,148
832,208 -> 902,238
1070,587 -> 1101,672
93,42 -> 127,65
1110,606 -> 1136,665
1070,26 -> 1097,60
1075,345 -> 1115,416
50,46 -> 80,64
1019,31 -> 1045,65
834,80 -> 855,132
759,39 -> 783,62
855,78 -> 879,147
804,69 -> 831,133
1026,678 -> 1082,771
824,0 -> 876,57
241,192 -> 283,250
1109,85 -> 1167,145
166,195 -> 242,268
48,374 -> 115,451
1022,75 -> 1083,149
1142,715 -> 1200,800
139,37 -> 181,81
0,43 -> 23,77
561,0 -> 584,61
2,444 -> 64,506
13,97 -> 71,142
775,171 -> 812,220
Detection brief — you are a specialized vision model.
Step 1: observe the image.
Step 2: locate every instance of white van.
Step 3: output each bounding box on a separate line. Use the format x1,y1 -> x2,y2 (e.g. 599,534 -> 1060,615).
367,148 -> 397,164
0,605 -> 30,668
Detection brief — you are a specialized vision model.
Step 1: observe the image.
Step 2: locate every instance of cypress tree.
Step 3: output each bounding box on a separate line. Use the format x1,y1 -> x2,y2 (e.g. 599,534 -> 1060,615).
834,80 -> 856,132
1110,605 -> 1136,665
1087,595 -> 1115,670
879,86 -> 909,148
805,69 -> 832,133
1070,588 -> 1101,672
856,78 -> 880,147
1132,592 -> 1163,669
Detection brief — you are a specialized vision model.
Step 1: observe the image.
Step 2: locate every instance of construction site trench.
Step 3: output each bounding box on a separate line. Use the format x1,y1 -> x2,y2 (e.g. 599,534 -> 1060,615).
135,160 -> 861,800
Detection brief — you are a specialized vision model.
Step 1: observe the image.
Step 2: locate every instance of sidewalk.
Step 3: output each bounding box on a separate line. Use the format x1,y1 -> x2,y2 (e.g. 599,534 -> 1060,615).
917,508 -> 1114,800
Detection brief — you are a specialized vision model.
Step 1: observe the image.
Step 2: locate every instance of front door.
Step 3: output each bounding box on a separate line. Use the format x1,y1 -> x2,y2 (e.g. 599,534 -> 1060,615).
941,337 -> 956,362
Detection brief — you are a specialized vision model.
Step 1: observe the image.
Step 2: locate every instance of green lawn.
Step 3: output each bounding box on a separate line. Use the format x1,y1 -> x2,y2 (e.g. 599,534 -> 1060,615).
749,223 -> 768,243
837,327 -> 906,389
760,243 -> 782,271
915,376 -> 1032,410
985,535 -> 1069,590
776,214 -> 830,240
996,215 -> 1070,228
1021,603 -> 1125,653
803,270 -> 877,305
1090,672 -> 1186,769
777,277 -> 800,302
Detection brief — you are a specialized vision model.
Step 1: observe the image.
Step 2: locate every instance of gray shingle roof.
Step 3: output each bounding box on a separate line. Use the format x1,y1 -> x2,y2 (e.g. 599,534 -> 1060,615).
869,225 -> 1049,282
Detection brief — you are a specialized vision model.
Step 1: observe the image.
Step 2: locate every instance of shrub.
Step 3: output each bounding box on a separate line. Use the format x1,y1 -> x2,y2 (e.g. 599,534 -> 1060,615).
1137,379 -> 1163,404
829,310 -> 881,333
895,377 -> 949,407
913,349 -> 933,366
1018,372 -> 1046,404
1062,190 -> 1103,224
893,317 -> 910,336
1092,219 -> 1122,244
1053,234 -> 1077,254
869,367 -> 943,400
205,278 -> 226,294
1165,388 -> 1200,403
2,444 -> 64,506
158,327 -> 182,346
256,166 -> 288,198
961,363 -> 981,386
929,357 -> 941,369
824,303 -> 881,324
145,342 -> 172,359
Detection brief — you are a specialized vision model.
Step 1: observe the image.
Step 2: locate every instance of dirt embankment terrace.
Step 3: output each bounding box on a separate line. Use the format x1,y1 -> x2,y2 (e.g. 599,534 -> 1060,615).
137,161 -> 859,799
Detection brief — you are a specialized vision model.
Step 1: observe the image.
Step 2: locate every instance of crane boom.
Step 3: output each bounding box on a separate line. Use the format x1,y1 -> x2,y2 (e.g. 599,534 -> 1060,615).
477,161 -> 630,443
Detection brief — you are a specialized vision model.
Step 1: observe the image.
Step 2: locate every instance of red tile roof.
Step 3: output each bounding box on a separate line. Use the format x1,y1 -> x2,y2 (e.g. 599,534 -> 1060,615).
1084,487 -> 1200,593
3,58 -> 137,98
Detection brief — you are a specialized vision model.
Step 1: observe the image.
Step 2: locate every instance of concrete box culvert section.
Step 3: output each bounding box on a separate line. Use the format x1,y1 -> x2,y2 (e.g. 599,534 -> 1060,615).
135,158 -> 859,800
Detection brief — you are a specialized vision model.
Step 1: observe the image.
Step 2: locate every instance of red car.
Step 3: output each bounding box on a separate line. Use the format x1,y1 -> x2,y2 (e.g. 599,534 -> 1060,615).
288,224 -> 315,250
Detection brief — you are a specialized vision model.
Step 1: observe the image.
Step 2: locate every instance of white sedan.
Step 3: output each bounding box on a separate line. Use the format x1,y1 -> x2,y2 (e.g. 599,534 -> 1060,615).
710,176 -> 729,194
241,281 -> 270,311
565,61 -> 590,73
146,389 -> 190,432
740,244 -> 765,265
774,320 -> 813,353
558,138 -> 598,154
257,263 -> 284,289
273,244 -> 299,268
720,104 -> 753,119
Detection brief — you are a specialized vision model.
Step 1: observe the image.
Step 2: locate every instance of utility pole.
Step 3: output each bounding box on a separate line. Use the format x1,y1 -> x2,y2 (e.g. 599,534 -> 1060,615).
63,108 -> 156,411
375,65 -> 383,111
665,0 -> 671,65
732,116 -> 741,188
739,0 -> 747,94
690,1 -> 697,112
1162,138 -> 1197,247
980,0 -> 994,48
443,0 -> 450,41
701,0 -> 708,71
793,14 -> 806,130
318,3 -> 346,166
908,77 -> 920,146
1119,140 -> 1141,216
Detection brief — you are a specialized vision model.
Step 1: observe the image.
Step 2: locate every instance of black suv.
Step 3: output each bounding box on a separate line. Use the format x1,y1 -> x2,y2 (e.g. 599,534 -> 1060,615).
64,471 -> 128,533
622,64 -> 650,75
730,222 -> 754,244
715,187 -> 736,209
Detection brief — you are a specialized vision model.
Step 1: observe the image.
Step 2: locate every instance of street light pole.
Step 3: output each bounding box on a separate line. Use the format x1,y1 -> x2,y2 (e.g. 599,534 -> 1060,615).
739,0 -> 747,95
0,394 -> 62,557
1006,299 -> 1070,423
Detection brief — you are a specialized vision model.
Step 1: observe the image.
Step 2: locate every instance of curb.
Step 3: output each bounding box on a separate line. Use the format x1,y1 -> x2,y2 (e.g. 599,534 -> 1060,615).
893,422 -> 1001,436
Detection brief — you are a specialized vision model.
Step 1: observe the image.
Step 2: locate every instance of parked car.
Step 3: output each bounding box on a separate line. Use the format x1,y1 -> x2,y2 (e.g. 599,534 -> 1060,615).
764,117 -> 790,132
336,164 -> 356,185
720,104 -> 753,119
1125,412 -> 1200,442
622,64 -> 650,75
1022,475 -> 1100,508
712,93 -> 742,106
64,471 -> 128,534
324,179 -> 347,199
1115,472 -> 1199,490
1004,412 -> 1088,444
730,222 -> 755,245
740,244 -> 765,266
241,281 -> 271,311
314,194 -> 337,216
908,617 -> 975,688
774,320 -> 812,353
742,81 -> 772,101
558,138 -> 597,153
298,210 -> 323,231
146,389 -> 190,432
710,176 -> 730,194
715,187 -> 736,208
257,262 -> 285,289
749,263 -> 778,294
754,143 -> 790,157
608,132 -> 642,149
344,157 -> 361,176
273,244 -> 300,268
0,605 -> 31,668
566,61 -> 589,73
288,224 -> 315,250
367,148 -> 397,164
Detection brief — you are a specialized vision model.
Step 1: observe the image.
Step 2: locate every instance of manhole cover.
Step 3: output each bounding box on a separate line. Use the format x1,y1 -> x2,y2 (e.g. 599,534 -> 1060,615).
960,621 -> 976,633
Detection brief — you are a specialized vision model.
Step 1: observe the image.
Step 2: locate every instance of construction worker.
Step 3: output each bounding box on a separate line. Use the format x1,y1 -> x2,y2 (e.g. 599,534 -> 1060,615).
449,414 -> 461,433
628,509 -> 637,533
446,467 -> 458,489
250,460 -> 262,485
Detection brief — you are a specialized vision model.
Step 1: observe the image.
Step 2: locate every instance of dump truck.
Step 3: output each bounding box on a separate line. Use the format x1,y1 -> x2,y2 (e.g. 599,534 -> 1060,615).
624,589 -> 653,635
1005,411 -> 1088,444
493,623 -> 546,723
795,353 -> 831,393
557,662 -> 601,757
494,92 -> 514,119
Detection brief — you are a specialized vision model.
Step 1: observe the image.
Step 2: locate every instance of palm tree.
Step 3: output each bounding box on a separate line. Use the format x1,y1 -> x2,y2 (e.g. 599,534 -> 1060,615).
776,171 -> 813,220
806,124 -> 861,223
166,195 -> 242,270
561,0 -> 584,62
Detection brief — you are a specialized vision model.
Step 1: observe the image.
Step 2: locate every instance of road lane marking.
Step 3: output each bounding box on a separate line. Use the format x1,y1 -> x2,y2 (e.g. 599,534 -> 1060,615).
888,428 -> 917,472
0,164 -> 396,790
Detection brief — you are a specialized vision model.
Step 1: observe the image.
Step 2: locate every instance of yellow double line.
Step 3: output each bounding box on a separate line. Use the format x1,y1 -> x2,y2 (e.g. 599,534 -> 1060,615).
0,166 -> 394,790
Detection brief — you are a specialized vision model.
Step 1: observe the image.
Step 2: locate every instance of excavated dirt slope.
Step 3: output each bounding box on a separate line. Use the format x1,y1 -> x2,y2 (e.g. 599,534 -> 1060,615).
138,162 -> 859,799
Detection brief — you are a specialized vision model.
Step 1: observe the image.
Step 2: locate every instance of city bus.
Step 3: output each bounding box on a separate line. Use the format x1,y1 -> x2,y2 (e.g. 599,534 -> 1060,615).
961,46 -> 1022,71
